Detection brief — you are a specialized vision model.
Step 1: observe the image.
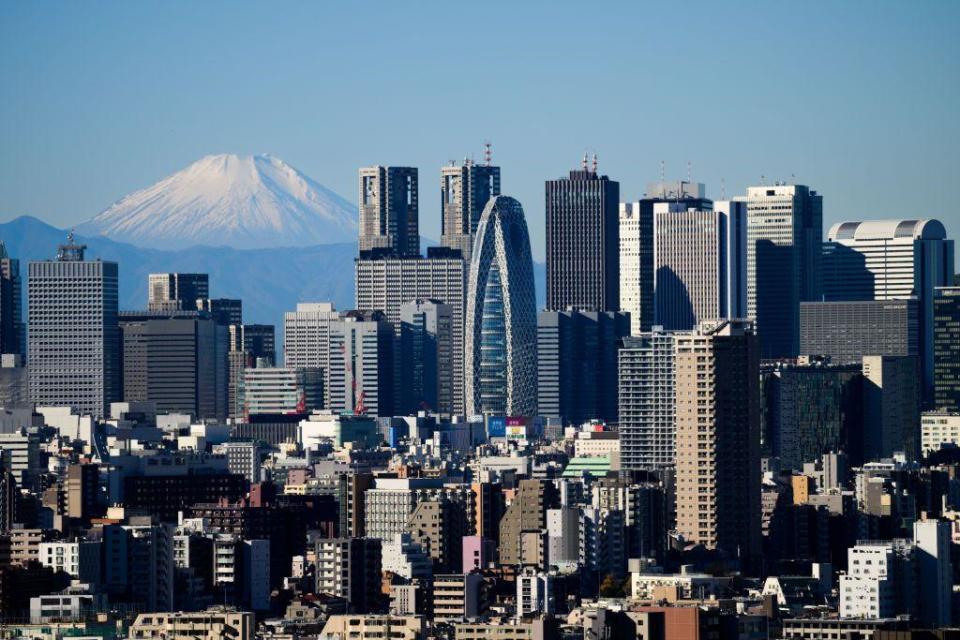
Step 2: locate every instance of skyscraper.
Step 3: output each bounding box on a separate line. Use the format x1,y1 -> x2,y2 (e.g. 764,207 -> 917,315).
147,273 -> 209,312
653,200 -> 747,330
359,166 -> 419,257
620,181 -> 712,335
863,355 -> 921,461
546,160 -> 619,312
537,310 -> 628,426
800,299 -> 920,365
28,234 -> 120,419
618,329 -> 676,472
196,297 -> 242,326
231,324 -> 275,366
933,286 -> 960,412
355,249 -> 466,414
674,320 -> 761,569
465,196 -> 537,417
745,184 -> 823,359
0,242 -> 23,357
824,219 -> 954,401
284,302 -> 341,408
761,360 -> 864,470
441,158 -> 500,262
400,299 -> 453,415
329,310 -> 395,417
118,310 -> 221,418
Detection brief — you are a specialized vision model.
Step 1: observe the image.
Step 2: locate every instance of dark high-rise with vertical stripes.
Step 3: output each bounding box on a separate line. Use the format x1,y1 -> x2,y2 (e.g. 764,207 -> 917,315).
545,159 -> 619,312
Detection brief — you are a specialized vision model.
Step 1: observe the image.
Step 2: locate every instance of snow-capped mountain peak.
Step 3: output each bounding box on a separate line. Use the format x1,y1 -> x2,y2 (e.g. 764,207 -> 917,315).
78,153 -> 357,249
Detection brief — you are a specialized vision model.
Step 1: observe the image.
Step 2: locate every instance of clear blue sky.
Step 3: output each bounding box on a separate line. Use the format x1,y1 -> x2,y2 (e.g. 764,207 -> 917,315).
2,1 -> 958,261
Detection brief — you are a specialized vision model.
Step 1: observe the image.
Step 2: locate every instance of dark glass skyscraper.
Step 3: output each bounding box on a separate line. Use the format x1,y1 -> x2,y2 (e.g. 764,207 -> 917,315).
545,161 -> 619,312
0,242 -> 23,356
537,309 -> 629,426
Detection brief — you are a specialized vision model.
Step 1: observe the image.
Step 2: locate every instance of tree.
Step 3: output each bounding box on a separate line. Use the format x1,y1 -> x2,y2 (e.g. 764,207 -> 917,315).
599,573 -> 626,598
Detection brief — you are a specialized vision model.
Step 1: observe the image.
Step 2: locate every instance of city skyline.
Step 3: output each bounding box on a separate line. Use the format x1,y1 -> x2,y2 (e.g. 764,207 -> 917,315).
1,3 -> 959,636
1,2 -> 959,263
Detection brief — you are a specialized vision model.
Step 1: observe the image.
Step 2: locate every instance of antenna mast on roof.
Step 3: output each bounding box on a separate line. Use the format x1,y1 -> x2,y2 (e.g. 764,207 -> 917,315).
484,141 -> 492,166
592,153 -> 598,174
581,152 -> 588,171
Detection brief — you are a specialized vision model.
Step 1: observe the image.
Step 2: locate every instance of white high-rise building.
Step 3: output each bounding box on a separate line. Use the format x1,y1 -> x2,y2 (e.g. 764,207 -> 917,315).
745,185 -> 822,359
28,235 -> 120,419
618,330 -> 676,471
464,196 -> 538,417
619,203 -> 644,336
283,302 -> 340,407
653,200 -> 747,330
328,311 -> 394,417
620,182 -> 712,337
825,219 -> 954,401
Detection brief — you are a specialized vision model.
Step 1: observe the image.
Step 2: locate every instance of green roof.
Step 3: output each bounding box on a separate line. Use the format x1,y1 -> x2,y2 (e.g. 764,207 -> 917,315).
562,456 -> 612,477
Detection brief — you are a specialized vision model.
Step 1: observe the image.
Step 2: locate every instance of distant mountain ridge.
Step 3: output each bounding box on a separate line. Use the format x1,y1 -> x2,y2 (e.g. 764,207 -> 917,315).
78,154 -> 358,249
0,217 -> 546,344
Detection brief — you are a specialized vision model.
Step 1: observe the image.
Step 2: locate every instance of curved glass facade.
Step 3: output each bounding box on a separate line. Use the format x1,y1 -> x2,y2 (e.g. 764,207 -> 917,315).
479,264 -> 507,414
464,196 -> 537,417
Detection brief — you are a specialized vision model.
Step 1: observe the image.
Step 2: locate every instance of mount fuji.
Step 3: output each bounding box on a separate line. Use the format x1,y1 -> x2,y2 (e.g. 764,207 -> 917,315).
78,154 -> 357,249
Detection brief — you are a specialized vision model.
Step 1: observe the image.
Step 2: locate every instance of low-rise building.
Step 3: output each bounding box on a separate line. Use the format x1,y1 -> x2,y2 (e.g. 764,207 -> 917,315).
319,615 -> 423,640
630,566 -> 731,602
432,573 -> 484,622
128,608 -> 254,640
920,411 -> 960,457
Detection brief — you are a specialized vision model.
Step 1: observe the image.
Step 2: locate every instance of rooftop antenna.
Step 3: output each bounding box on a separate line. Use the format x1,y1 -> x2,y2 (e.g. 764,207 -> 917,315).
720,177 -> 726,200
484,141 -> 492,166
761,174 -> 766,186
57,229 -> 86,262
581,152 -> 588,171
660,160 -> 665,184
791,172 -> 796,184
592,153 -> 598,174
687,160 -> 692,183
